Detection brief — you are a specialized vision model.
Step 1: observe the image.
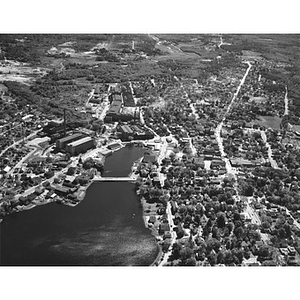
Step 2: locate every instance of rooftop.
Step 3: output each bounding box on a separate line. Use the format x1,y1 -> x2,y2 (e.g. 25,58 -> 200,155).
67,136 -> 93,147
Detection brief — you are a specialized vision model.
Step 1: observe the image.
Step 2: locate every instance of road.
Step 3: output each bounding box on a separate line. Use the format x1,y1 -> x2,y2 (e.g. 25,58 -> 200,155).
95,96 -> 110,120
14,159 -> 79,200
7,147 -> 38,176
158,201 -> 176,266
0,129 -> 42,158
284,86 -> 289,116
260,130 -> 278,169
148,34 -> 183,54
189,103 -> 199,120
215,61 -> 252,164
277,204 -> 300,231
140,108 -> 145,125
86,88 -> 95,106
243,197 -> 270,244
218,35 -> 232,49
214,61 -> 252,203
59,61 -> 65,73
95,177 -> 135,182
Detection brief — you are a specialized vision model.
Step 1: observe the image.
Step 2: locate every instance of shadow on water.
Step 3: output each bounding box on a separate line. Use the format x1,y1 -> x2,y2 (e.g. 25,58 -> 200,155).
0,146 -> 158,266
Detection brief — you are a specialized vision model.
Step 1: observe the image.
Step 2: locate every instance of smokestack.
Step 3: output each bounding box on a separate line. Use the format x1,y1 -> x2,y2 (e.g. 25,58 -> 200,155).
63,108 -> 66,137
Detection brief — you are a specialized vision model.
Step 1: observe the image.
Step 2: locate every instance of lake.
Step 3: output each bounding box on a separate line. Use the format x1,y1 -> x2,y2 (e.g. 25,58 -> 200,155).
0,145 -> 158,266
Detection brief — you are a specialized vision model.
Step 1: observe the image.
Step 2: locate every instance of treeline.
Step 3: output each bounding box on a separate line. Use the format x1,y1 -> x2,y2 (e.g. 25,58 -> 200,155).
95,48 -> 119,62
0,35 -> 40,63
221,40 -> 268,55
3,81 -> 39,106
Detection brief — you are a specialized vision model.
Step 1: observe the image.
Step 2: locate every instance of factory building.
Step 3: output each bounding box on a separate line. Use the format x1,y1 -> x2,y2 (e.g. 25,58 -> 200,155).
56,133 -> 83,150
108,93 -> 122,104
119,124 -> 134,140
122,91 -> 135,107
105,95 -> 123,122
117,124 -> 155,141
107,101 -> 122,115
66,136 -> 95,156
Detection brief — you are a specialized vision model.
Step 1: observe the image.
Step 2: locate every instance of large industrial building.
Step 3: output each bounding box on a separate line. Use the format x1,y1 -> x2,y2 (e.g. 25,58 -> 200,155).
119,124 -> 134,140
66,136 -> 95,156
117,124 -> 154,141
56,133 -> 83,150
105,94 -> 123,122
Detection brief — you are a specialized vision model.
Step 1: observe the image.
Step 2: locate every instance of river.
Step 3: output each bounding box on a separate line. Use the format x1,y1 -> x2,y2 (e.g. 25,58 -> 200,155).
0,145 -> 159,266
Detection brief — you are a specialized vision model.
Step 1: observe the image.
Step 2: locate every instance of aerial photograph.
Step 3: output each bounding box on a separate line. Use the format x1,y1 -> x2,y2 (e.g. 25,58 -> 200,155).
1,33 -> 300,268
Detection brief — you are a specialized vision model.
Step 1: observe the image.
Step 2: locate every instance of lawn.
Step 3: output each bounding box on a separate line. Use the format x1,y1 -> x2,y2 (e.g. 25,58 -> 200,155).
254,116 -> 282,130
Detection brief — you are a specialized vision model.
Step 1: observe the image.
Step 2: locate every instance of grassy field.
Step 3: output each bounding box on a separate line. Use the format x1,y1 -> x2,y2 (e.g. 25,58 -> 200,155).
254,116 -> 282,130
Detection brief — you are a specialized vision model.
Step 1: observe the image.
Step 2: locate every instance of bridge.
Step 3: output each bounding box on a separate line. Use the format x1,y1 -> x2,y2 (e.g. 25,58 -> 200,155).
95,177 -> 137,182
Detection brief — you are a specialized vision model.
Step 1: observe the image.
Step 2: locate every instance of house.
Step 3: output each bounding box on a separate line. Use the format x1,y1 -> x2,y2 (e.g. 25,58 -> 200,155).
163,231 -> 172,240
288,246 -> 296,256
170,200 -> 178,214
35,186 -> 45,195
159,223 -> 170,235
75,175 -> 90,185
148,216 -> 156,224
230,158 -> 254,168
143,154 -> 158,164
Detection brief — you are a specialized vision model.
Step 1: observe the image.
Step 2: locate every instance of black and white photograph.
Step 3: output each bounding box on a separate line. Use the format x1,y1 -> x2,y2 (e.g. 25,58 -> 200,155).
2,32 -> 300,267
1,1 -> 299,299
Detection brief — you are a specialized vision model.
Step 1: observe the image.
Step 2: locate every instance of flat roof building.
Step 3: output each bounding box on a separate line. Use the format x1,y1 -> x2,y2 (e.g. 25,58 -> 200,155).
107,101 -> 122,116
56,133 -> 83,150
66,137 -> 95,156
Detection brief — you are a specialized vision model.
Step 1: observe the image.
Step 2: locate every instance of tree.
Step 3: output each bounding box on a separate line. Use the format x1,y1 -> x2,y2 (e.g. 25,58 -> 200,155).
216,212 -> 226,228
261,221 -> 271,230
208,251 -> 217,266
226,222 -> 234,234
180,246 -> 193,261
207,238 -> 221,253
185,257 -> 197,266
67,167 -> 76,175
224,250 -> 234,265
234,226 -> 245,239
217,251 -> 225,264
258,245 -> 270,258
244,251 -> 251,260
212,226 -> 220,240
283,223 -> 291,237
171,242 -> 182,260
278,227 -> 286,239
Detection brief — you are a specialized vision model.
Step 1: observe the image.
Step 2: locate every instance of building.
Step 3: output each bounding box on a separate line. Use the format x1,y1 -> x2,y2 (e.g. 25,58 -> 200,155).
119,124 -> 134,140
143,153 -> 158,164
117,124 -> 154,141
66,137 -> 95,156
105,100 -> 123,122
53,185 -> 77,195
107,142 -> 122,151
56,133 -> 83,150
230,158 -> 255,168
22,114 -> 34,122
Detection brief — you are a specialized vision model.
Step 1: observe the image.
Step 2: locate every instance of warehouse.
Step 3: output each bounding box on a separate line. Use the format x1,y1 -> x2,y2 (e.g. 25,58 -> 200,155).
119,124 -> 134,140
56,133 -> 83,150
66,137 -> 95,156
106,100 -> 122,117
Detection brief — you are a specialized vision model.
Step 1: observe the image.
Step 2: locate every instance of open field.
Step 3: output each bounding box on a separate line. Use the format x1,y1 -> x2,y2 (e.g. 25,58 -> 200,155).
254,115 -> 282,130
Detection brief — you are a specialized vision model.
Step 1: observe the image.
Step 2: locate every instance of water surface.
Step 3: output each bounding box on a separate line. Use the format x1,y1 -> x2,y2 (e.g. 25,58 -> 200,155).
0,145 -> 158,266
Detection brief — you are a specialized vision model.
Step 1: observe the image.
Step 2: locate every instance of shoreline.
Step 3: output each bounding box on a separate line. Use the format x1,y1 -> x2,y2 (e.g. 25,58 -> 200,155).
1,142 -> 164,266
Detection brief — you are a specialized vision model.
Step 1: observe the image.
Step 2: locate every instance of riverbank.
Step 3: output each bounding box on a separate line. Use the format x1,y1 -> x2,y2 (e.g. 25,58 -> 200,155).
0,142 -> 129,222
1,144 -> 159,266
139,197 -> 164,266
1,142 -> 163,265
